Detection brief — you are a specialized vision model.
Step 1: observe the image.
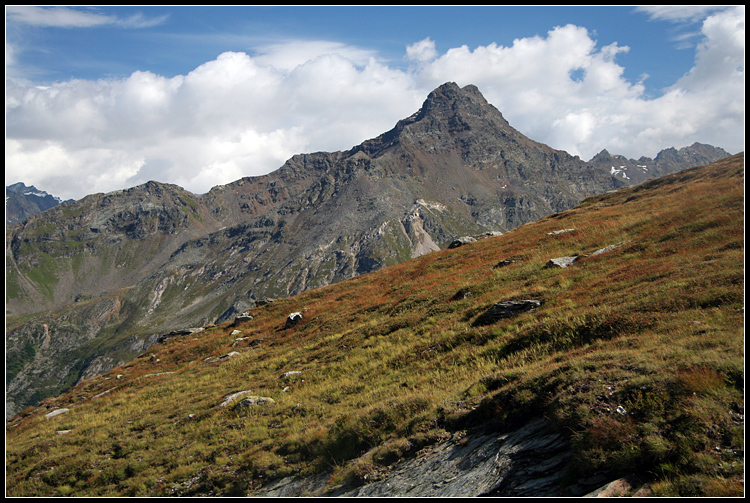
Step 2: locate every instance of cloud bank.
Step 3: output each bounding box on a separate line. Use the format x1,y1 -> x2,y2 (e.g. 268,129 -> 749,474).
6,7 -> 744,200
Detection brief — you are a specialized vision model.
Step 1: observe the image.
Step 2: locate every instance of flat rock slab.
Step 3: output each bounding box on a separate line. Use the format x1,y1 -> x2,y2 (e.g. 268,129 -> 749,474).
254,417 -> 573,497
45,408 -> 70,420
219,390 -> 254,408
448,236 -> 476,249
206,351 -> 241,364
474,300 -> 542,325
236,396 -> 276,407
590,241 -> 629,257
547,228 -> 576,236
233,313 -> 253,326
346,418 -> 571,497
584,477 -> 652,497
544,256 -> 579,269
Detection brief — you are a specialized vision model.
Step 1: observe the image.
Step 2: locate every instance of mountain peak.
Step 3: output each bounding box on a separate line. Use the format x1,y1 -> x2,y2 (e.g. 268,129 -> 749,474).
417,81 -> 496,122
358,82 -> 511,156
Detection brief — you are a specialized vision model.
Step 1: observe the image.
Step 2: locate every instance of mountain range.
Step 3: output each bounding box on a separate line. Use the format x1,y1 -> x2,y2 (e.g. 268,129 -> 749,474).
5,82 -> 732,419
5,182 -> 73,226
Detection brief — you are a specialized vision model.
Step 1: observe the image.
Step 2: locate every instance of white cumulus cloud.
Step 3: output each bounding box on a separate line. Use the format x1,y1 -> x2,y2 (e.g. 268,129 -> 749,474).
5,8 -> 744,201
406,38 -> 438,62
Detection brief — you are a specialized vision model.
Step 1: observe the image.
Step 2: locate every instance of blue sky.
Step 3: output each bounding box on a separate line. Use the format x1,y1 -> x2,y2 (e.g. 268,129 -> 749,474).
6,6 -> 745,200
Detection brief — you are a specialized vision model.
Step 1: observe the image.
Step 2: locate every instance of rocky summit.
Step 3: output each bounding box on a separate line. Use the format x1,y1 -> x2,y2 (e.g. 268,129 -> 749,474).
5,182 -> 73,226
5,82 -> 731,418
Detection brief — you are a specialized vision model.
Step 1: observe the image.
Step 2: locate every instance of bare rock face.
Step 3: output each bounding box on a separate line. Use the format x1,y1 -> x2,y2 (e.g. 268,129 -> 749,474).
587,143 -> 731,185
253,417 -> 597,497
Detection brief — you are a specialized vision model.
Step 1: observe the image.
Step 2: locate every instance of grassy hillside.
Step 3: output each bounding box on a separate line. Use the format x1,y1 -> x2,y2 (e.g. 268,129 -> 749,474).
5,154 -> 744,497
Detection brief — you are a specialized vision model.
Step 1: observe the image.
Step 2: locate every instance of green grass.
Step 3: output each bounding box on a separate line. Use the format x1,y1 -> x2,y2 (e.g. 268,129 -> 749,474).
5,154 -> 744,497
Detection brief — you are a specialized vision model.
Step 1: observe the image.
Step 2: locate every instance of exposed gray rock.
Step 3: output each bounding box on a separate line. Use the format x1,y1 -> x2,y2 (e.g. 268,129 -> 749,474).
143,372 -> 174,378
44,408 -> 69,420
5,182 -> 72,226
584,477 -> 652,497
92,388 -> 117,399
280,371 -> 302,379
474,300 -> 542,325
233,312 -> 254,326
157,327 -> 205,344
547,228 -> 576,236
236,396 -> 276,407
587,143 -> 730,186
544,256 -> 579,269
218,390 -> 254,408
590,241 -> 629,257
205,351 -> 241,364
448,236 -> 477,249
78,355 -> 124,382
215,299 -> 257,325
252,417 -> 582,497
253,473 -> 331,497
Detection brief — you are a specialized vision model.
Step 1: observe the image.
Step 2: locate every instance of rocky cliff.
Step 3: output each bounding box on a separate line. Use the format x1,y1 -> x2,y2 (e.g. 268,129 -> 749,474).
587,142 -> 731,185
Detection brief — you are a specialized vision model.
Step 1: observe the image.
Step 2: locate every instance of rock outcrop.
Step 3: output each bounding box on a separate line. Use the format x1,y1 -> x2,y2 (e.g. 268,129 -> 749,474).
252,417 -> 609,497
587,143 -> 731,185
474,300 -> 542,326
544,256 -> 579,269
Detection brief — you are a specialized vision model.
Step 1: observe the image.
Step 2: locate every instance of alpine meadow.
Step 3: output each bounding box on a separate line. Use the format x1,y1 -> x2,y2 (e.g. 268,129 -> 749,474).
6,152 -> 744,497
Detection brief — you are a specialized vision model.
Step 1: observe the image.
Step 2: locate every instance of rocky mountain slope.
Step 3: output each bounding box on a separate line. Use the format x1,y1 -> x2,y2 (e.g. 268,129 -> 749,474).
586,142 -> 731,185
5,82 -> 731,418
6,154 -> 744,496
5,182 -> 73,226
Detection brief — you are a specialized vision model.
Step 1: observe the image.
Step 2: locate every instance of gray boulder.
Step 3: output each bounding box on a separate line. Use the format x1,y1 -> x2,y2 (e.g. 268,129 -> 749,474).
219,390 -> 254,408
544,256 -> 579,269
206,351 -> 241,364
233,312 -> 254,326
474,300 -> 542,325
236,396 -> 276,407
590,241 -> 629,256
448,236 -> 477,249
45,408 -> 70,420
547,228 -> 575,236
